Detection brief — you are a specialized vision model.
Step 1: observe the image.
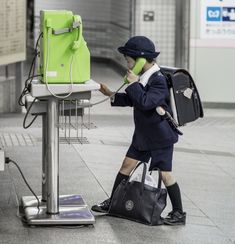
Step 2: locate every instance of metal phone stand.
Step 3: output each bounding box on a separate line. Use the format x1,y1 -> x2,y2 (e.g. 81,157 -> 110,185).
21,79 -> 100,225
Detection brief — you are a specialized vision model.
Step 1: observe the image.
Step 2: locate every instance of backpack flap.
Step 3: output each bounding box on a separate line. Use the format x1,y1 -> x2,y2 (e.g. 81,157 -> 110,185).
160,67 -> 204,126
173,69 -> 203,125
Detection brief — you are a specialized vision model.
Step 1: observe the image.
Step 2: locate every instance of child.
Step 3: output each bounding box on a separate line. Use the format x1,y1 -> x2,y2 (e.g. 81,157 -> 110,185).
91,36 -> 186,225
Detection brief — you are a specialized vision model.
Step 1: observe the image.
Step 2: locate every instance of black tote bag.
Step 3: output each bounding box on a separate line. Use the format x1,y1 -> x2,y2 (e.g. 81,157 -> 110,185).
108,162 -> 167,225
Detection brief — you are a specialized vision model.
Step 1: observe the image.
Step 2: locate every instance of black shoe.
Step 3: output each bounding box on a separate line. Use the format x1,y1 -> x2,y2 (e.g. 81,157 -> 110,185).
91,198 -> 111,213
164,210 -> 186,226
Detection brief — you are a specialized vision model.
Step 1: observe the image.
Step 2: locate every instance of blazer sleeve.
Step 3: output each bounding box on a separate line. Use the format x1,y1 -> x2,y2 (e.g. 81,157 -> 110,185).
111,93 -> 133,107
125,76 -> 168,110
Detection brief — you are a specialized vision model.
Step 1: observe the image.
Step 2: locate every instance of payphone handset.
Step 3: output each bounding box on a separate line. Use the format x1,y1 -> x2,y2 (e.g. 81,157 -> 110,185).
124,58 -> 146,84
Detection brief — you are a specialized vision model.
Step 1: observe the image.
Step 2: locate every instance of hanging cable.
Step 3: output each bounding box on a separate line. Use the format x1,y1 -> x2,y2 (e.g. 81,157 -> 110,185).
23,98 -> 38,129
5,157 -> 40,211
18,33 -> 43,107
18,74 -> 41,107
69,82 -> 127,109
90,83 -> 126,107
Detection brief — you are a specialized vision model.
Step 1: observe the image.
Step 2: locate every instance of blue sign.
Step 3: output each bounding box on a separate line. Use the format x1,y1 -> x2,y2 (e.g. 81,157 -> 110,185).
207,7 -> 221,21
222,7 -> 235,21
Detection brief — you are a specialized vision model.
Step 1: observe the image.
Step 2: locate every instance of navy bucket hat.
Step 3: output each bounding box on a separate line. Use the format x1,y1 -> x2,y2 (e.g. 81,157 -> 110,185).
118,36 -> 160,59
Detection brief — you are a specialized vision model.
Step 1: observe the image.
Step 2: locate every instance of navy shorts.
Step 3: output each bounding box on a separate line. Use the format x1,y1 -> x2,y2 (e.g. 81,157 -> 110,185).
126,144 -> 174,171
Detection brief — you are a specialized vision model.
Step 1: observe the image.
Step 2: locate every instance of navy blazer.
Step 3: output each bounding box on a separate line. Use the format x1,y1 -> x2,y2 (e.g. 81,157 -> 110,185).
111,71 -> 178,150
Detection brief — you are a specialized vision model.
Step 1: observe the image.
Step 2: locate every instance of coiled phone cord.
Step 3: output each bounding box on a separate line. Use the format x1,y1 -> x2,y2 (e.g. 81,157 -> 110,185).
90,82 -> 126,107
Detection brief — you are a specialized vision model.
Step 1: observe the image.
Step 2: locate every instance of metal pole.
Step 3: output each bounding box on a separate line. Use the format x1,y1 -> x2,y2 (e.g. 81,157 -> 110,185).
5,65 -> 9,79
42,113 -> 48,202
15,62 -> 24,113
130,0 -> 136,37
175,0 -> 184,67
47,98 -> 59,214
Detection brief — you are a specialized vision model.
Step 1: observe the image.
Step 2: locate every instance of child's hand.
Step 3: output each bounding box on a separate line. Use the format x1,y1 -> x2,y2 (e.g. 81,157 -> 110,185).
99,83 -> 113,96
126,70 -> 139,83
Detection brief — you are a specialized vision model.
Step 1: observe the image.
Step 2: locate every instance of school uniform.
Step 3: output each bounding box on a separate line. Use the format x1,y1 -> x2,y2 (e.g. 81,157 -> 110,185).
111,64 -> 178,171
92,36 -> 186,224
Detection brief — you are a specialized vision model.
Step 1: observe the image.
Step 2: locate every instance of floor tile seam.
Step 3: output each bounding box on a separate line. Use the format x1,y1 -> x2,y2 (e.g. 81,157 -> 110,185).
180,139 -> 235,179
175,147 -> 235,158
68,141 -> 235,158
72,144 -> 110,198
186,222 -> 218,227
197,149 -> 235,180
4,127 -> 234,156
0,144 -> 39,149
182,192 -> 217,222
1,137 -> 235,166
1,133 -> 8,148
188,213 -> 215,218
15,133 -> 24,146
182,192 -> 233,241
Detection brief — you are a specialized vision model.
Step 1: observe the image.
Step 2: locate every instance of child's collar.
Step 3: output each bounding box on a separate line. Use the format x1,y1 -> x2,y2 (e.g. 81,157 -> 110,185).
139,63 -> 160,87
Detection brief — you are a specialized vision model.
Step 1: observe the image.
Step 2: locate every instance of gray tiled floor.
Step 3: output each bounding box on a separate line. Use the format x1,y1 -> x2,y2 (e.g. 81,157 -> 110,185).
0,62 -> 235,244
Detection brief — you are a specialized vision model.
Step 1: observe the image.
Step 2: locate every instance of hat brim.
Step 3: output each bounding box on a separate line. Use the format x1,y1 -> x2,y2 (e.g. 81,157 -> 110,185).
118,46 -> 160,59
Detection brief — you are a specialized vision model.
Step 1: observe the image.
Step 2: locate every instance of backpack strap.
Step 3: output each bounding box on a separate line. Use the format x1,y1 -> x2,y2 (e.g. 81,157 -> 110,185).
159,69 -> 173,88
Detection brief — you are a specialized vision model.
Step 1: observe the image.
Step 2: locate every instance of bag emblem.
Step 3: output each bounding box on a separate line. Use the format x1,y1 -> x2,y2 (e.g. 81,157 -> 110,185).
125,200 -> 134,211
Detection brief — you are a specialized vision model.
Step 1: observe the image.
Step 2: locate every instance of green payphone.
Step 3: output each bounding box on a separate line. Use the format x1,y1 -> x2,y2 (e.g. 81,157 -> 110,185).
39,10 -> 90,85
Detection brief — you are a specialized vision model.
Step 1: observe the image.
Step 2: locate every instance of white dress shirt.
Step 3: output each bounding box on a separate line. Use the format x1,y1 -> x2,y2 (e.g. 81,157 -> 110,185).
138,63 -> 160,87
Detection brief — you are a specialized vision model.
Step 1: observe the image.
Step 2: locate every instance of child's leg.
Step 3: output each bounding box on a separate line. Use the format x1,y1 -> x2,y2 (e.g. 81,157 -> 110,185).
91,156 -> 138,213
161,171 -> 183,213
161,171 -> 186,225
110,157 -> 138,198
119,156 -> 139,175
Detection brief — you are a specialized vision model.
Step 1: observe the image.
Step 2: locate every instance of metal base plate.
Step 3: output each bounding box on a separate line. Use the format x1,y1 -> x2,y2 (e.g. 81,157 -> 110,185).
21,195 -> 95,226
24,206 -> 95,225
22,194 -> 86,208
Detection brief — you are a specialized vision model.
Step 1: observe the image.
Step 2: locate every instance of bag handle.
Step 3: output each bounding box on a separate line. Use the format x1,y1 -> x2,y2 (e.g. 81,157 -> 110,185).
124,161 -> 147,195
149,167 -> 163,189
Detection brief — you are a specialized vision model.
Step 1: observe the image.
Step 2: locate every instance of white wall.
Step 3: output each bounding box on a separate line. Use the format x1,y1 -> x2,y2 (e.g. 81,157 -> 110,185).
111,0 -> 132,66
189,0 -> 235,104
0,0 -> 26,66
134,0 -> 176,67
